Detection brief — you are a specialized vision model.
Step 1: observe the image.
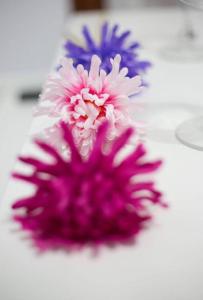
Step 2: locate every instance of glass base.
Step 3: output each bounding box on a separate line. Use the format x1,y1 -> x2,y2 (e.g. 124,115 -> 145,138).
130,102 -> 203,145
176,116 -> 203,151
160,44 -> 203,62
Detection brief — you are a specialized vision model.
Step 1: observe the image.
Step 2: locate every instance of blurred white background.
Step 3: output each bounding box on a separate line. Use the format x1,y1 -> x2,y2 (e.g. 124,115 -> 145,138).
0,0 -> 67,198
0,0 -> 67,74
109,0 -> 176,8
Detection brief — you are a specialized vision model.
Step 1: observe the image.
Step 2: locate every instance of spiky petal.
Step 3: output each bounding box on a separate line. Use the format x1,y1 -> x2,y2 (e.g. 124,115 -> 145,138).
65,22 -> 151,78
12,121 -> 165,251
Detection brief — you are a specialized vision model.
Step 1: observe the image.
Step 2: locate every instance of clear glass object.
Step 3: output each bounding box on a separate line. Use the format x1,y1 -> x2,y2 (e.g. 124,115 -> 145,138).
176,116 -> 203,150
180,0 -> 203,9
175,0 -> 203,151
161,1 -> 203,61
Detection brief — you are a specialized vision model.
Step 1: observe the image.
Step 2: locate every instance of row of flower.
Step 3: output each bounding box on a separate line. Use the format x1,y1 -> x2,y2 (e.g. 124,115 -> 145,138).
11,23 -> 165,252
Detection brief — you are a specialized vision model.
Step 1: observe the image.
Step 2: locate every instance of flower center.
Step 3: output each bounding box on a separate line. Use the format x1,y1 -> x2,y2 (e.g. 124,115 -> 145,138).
69,88 -> 109,130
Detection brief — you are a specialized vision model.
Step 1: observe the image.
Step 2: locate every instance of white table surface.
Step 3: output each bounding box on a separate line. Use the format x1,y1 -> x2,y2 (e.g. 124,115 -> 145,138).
1,8 -> 203,300
0,73 -> 45,199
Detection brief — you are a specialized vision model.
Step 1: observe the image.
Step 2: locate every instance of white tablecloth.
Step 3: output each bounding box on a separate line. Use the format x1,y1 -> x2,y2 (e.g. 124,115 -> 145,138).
1,8 -> 203,300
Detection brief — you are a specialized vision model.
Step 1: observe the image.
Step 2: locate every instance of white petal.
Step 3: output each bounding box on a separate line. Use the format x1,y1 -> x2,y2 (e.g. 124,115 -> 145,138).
89,55 -> 101,79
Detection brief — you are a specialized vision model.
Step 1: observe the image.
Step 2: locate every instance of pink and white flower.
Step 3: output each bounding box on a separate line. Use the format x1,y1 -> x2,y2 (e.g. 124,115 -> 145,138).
38,54 -> 142,156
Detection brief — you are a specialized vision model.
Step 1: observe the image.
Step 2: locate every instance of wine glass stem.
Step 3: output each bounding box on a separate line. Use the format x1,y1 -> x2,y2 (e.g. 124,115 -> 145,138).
181,5 -> 196,45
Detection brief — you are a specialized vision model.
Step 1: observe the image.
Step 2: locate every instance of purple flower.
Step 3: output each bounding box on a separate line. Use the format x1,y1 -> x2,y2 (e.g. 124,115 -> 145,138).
12,121 -> 165,252
64,22 -> 151,78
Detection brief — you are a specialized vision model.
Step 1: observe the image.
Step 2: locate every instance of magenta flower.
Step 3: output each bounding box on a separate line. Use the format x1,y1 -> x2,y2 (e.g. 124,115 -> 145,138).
38,54 -> 142,156
12,122 -> 165,252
